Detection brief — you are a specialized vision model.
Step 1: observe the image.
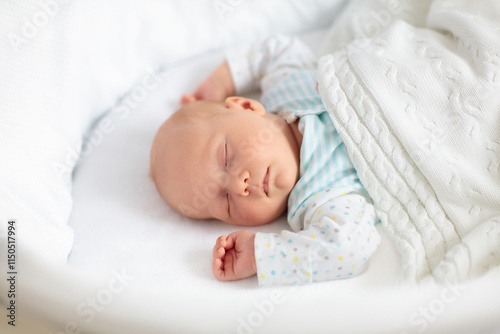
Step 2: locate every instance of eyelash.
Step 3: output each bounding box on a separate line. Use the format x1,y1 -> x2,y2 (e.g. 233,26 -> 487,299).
224,140 -> 230,216
224,141 -> 228,168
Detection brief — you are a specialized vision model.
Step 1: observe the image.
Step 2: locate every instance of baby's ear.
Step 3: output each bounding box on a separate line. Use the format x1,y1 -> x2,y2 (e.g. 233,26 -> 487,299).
225,96 -> 265,116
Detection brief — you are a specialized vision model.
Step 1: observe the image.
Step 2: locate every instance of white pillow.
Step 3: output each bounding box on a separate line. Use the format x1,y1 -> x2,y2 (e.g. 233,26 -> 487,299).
0,0 -> 346,263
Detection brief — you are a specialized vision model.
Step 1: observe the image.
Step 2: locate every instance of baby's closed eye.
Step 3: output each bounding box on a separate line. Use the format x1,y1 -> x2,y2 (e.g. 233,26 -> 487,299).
224,140 -> 228,167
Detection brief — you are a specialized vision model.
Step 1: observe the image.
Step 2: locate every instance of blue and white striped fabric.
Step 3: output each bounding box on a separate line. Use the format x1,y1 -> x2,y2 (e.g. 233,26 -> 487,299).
228,34 -> 366,227
227,35 -> 378,286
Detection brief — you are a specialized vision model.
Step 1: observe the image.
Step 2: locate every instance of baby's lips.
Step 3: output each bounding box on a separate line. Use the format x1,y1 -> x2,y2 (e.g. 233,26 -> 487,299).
262,167 -> 270,196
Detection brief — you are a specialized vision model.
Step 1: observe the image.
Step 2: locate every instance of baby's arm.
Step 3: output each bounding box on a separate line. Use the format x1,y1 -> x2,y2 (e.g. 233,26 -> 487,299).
254,191 -> 380,286
212,230 -> 257,281
182,35 -> 316,105
181,62 -> 235,105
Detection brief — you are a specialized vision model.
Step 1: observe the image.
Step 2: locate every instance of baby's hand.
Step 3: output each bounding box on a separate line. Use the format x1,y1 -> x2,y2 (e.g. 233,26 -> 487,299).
181,62 -> 235,105
212,230 -> 257,282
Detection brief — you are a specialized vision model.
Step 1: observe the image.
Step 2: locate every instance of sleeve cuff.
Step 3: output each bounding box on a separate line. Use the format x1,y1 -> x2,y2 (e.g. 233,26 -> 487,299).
254,232 -> 291,287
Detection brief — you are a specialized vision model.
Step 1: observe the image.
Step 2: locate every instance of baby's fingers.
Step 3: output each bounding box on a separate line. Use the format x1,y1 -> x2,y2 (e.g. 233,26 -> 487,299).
212,256 -> 224,279
180,93 -> 197,106
224,233 -> 236,250
212,247 -> 226,280
212,236 -> 226,258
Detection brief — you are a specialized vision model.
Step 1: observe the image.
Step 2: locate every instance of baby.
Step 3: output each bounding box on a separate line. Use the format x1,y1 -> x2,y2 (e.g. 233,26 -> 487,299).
150,35 -> 381,287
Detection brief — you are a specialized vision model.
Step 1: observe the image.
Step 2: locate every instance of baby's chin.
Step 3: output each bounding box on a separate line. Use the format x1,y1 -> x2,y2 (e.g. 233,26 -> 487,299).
224,208 -> 286,226
222,218 -> 271,227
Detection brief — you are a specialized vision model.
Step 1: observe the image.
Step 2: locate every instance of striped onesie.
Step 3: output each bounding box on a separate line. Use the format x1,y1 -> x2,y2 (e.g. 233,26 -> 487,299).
227,35 -> 380,287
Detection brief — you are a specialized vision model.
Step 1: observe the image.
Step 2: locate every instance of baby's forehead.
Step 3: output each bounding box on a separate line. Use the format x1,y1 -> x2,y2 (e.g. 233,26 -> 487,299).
177,100 -> 223,118
171,107 -> 226,137
167,115 -> 210,142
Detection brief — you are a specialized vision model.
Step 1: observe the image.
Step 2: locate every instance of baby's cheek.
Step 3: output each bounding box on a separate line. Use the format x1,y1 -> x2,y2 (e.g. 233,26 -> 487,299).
235,201 -> 270,226
259,199 -> 286,225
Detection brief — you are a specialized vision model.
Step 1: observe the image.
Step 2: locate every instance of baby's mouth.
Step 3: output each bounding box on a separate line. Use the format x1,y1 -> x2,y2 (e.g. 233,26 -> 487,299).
263,167 -> 270,197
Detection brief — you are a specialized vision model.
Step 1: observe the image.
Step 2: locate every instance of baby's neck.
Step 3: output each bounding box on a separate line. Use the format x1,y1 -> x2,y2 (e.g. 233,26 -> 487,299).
289,120 -> 303,149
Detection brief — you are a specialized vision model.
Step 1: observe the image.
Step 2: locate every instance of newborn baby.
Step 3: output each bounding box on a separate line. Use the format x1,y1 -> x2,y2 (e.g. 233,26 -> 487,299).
151,35 -> 380,286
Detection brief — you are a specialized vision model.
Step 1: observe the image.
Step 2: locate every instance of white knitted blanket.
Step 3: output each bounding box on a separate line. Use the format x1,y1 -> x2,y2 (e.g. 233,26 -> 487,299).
318,0 -> 500,283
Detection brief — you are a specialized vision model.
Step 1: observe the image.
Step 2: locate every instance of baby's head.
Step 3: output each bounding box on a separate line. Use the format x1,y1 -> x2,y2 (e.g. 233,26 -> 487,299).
150,97 -> 300,226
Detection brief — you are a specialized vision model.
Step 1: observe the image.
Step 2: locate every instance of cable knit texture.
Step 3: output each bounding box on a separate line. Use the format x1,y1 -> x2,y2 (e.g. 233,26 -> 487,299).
318,0 -> 500,283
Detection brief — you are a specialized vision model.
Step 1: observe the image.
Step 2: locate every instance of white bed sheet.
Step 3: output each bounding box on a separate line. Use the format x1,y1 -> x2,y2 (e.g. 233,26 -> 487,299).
52,29 -> 500,334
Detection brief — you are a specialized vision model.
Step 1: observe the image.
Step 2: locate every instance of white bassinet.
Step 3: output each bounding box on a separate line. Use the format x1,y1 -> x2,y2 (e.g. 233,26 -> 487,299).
1,1 -> 499,333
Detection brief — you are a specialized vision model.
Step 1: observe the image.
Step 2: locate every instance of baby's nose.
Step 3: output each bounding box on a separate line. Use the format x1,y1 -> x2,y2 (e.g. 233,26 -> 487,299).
231,170 -> 250,196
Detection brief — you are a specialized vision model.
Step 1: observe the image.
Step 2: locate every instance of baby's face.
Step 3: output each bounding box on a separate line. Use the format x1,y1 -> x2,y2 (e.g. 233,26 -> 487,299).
151,97 -> 300,226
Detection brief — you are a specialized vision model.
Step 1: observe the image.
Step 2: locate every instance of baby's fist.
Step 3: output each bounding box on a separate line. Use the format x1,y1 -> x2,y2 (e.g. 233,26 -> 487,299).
212,231 -> 257,282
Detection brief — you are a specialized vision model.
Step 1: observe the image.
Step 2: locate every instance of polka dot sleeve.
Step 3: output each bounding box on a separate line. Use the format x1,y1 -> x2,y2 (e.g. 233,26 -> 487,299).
254,190 -> 380,287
